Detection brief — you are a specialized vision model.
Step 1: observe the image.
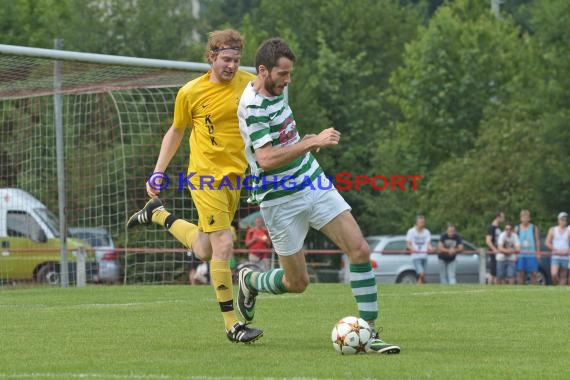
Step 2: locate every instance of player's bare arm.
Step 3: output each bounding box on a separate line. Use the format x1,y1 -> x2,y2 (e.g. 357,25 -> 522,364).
146,125 -> 185,197
255,127 -> 340,171
245,230 -> 258,247
545,227 -> 554,251
485,234 -> 497,253
534,226 -> 542,255
498,238 -> 506,254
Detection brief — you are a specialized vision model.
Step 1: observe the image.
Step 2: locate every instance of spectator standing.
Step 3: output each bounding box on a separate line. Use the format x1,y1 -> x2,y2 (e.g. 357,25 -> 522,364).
515,210 -> 540,285
406,215 -> 433,284
485,212 -> 505,284
437,224 -> 464,285
545,212 -> 569,285
245,216 -> 272,271
497,222 -> 520,285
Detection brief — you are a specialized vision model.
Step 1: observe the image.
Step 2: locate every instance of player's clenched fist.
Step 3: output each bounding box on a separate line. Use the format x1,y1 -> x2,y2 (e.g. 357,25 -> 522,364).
146,180 -> 160,198
316,127 -> 341,148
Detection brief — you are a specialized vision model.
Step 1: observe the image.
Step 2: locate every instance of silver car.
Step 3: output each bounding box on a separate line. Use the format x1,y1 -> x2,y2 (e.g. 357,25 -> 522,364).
69,227 -> 120,283
340,235 -> 482,284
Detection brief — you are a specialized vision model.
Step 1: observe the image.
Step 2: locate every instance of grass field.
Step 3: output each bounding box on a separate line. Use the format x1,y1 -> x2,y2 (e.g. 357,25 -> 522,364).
1,284 -> 569,379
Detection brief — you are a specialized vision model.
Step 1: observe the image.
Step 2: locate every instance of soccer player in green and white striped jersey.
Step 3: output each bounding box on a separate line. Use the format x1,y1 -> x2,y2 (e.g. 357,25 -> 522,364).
236,38 -> 400,354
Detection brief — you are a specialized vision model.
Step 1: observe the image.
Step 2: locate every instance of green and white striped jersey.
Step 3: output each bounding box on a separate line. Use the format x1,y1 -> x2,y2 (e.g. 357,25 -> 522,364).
238,82 -> 330,205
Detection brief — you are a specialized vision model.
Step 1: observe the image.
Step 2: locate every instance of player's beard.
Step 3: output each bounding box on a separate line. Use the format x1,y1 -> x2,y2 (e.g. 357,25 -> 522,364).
264,76 -> 284,96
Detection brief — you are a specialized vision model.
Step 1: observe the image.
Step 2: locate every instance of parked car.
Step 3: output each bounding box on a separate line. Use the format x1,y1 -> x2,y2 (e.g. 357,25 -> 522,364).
69,227 -> 120,283
0,188 -> 96,284
340,234 -> 483,284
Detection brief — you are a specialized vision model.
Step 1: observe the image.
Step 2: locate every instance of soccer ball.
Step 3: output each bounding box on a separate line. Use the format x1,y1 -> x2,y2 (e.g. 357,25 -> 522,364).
331,316 -> 373,354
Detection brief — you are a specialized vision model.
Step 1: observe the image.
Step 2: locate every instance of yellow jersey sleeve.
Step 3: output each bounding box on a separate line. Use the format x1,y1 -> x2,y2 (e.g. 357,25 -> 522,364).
174,70 -> 256,183
172,82 -> 196,130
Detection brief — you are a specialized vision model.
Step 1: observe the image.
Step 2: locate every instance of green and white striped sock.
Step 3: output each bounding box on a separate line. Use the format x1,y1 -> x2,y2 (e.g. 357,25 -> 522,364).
247,269 -> 287,295
349,262 -> 378,322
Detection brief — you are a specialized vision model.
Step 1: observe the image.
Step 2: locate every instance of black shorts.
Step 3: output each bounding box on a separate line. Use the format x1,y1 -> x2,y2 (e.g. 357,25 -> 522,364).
489,254 -> 497,276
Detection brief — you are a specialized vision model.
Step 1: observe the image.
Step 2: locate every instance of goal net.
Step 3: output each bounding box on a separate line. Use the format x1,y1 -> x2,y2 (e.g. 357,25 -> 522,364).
0,46 -> 259,286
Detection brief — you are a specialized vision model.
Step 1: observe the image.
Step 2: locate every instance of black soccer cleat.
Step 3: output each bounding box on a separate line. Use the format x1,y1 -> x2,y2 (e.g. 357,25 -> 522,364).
366,331 -> 401,354
126,197 -> 164,229
226,321 -> 263,344
237,267 -> 258,323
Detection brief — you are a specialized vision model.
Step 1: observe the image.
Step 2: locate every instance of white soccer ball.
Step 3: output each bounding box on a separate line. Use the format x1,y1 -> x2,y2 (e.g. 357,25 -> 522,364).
331,316 -> 373,354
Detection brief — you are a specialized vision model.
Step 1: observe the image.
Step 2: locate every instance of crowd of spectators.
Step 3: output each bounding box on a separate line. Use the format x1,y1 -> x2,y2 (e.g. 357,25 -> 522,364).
405,210 -> 569,285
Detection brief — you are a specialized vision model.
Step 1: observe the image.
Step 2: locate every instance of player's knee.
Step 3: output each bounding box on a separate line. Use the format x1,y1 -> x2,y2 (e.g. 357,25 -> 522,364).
287,274 -> 309,293
192,233 -> 213,261
348,239 -> 371,264
209,231 -> 234,260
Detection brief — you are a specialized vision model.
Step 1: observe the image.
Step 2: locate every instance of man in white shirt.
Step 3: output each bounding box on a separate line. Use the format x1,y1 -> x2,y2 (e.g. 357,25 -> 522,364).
406,215 -> 433,284
545,212 -> 569,285
497,222 -> 520,285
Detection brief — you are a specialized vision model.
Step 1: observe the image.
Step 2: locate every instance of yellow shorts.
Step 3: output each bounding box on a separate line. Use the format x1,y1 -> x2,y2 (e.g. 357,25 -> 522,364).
190,185 -> 241,233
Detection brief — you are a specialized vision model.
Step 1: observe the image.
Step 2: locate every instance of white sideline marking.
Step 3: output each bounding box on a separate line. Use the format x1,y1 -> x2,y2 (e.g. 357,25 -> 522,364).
0,296 -> 301,311
0,373 -> 170,379
0,374 -> 302,380
70,300 -> 189,309
0,300 -> 190,310
395,287 -> 570,296
382,289 -> 488,297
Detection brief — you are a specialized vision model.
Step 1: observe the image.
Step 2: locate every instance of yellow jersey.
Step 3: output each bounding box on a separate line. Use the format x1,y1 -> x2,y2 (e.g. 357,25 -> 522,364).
173,70 -> 255,184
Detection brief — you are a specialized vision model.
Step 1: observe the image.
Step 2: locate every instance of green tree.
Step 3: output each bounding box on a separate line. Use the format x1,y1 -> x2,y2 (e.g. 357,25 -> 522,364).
400,0 -> 570,242
387,0 -> 528,168
424,101 -> 546,244
369,0 -> 533,236
0,0 -> 73,47
528,0 -> 570,216
200,0 -> 262,31
0,0 -> 203,60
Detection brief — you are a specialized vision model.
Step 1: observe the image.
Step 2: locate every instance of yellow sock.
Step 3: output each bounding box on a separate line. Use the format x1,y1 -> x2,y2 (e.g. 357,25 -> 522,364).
151,209 -> 170,226
210,259 -> 239,330
167,219 -> 199,249
152,210 -> 199,249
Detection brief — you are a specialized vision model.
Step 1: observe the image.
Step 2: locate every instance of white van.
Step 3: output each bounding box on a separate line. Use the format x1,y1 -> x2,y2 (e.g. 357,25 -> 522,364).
0,188 -> 95,284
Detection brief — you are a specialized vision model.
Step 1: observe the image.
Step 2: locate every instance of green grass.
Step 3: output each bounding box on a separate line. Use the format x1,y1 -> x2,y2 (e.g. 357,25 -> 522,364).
1,284 -> 569,379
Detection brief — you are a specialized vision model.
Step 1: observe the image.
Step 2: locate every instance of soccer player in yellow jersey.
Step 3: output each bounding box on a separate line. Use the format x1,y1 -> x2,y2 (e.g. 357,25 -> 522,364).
127,29 -> 262,343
